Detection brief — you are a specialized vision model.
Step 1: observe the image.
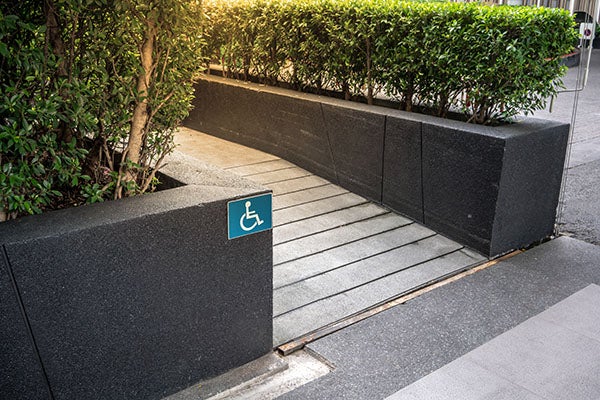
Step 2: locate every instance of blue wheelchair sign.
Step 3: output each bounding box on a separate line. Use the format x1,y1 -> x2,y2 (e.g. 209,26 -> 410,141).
228,193 -> 273,239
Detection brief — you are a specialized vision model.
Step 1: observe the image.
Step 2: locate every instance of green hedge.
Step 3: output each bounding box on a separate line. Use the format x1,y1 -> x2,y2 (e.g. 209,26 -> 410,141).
1,2 -> 204,220
203,0 -> 576,124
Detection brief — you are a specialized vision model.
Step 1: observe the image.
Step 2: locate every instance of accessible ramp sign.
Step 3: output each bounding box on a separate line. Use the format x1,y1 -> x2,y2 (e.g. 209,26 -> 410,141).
227,193 -> 273,240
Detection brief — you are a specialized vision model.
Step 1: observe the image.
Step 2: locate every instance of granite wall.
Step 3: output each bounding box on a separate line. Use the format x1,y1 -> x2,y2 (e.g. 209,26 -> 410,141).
0,154 -> 273,399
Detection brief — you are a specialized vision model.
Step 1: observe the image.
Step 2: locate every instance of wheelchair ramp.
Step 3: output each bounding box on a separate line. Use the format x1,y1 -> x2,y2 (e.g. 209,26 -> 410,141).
175,127 -> 487,347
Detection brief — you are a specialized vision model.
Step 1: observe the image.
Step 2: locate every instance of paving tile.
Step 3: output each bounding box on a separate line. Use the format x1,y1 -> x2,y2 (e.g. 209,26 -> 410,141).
273,185 -> 349,210
268,175 -> 331,196
225,159 -> 295,176
282,237 -> 600,400
273,192 -> 367,226
273,235 -> 462,316
273,249 -> 482,345
175,125 -> 491,353
466,312 -> 600,400
386,357 -> 544,400
273,213 -> 412,265
273,223 -> 435,289
567,137 -> 600,168
273,203 -> 388,244
536,284 -> 600,342
247,167 -> 312,185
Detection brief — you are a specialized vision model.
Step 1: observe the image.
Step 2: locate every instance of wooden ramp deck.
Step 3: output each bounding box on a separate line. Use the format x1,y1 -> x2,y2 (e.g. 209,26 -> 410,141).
175,127 -> 487,347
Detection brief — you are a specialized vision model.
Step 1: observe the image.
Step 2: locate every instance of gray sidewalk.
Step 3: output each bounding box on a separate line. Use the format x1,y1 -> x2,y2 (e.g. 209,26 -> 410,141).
533,49 -> 600,245
389,283 -> 600,399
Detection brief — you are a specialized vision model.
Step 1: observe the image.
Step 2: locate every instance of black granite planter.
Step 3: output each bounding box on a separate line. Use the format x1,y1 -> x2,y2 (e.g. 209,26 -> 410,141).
559,49 -> 581,68
185,75 -> 569,257
186,76 -> 386,202
0,154 -> 273,400
420,118 -> 569,257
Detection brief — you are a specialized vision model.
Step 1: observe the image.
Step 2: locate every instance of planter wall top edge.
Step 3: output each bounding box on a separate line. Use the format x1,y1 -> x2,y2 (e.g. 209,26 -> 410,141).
161,150 -> 265,190
0,151 -> 269,245
422,115 -> 570,140
200,75 -> 570,137
200,74 -> 397,118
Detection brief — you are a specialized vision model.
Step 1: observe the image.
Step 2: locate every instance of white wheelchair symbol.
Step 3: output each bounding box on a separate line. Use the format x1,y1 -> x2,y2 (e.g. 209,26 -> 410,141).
240,200 -> 264,231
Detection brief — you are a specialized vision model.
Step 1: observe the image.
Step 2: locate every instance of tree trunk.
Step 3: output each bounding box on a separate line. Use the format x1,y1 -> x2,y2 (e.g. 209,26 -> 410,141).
343,81 -> 351,101
122,18 -> 157,193
44,0 -> 73,143
366,37 -> 373,105
405,87 -> 413,112
44,0 -> 67,78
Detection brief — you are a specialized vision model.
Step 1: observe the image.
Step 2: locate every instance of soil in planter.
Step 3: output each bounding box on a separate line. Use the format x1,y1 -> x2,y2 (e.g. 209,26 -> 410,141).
9,159 -> 184,220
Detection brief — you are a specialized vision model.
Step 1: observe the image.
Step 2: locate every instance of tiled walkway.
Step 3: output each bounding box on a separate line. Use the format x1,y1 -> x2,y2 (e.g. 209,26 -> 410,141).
387,284 -> 600,400
175,127 -> 486,347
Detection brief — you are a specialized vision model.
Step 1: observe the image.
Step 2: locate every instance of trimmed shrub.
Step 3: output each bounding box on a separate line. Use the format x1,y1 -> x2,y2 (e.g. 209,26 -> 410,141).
0,12 -> 93,219
0,1 -> 204,220
203,0 -> 577,124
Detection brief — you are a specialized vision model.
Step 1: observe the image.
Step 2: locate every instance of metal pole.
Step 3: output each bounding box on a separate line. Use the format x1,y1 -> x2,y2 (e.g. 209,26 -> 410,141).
555,0 -> 599,233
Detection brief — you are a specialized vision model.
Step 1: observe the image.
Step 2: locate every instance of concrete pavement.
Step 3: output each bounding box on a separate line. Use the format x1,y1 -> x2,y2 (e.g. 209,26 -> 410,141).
388,283 -> 600,399
534,49 -> 600,244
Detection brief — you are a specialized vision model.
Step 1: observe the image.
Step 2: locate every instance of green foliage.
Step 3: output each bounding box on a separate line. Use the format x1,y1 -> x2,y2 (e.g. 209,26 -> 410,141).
203,0 -> 577,123
0,13 -> 92,218
0,1 -> 205,220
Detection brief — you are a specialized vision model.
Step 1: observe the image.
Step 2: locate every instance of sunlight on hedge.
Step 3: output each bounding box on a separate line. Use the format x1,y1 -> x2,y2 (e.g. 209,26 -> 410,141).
202,0 -> 577,124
